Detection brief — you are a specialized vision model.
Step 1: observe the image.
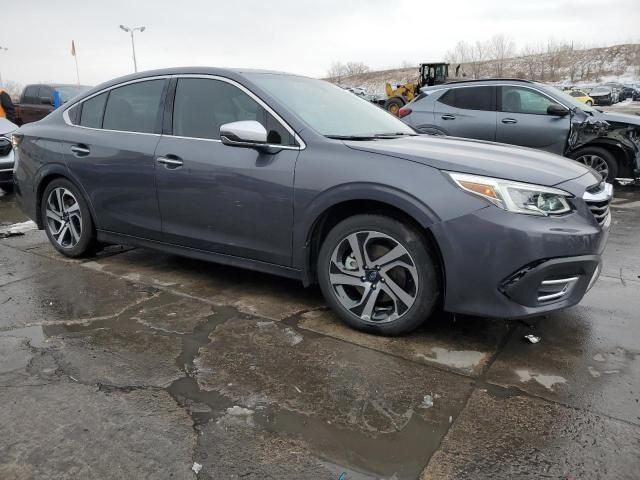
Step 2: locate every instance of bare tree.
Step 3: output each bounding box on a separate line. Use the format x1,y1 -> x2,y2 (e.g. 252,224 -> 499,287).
520,43 -> 543,80
468,40 -> 487,79
488,34 -> 516,77
344,62 -> 370,76
327,61 -> 347,82
1,79 -> 23,101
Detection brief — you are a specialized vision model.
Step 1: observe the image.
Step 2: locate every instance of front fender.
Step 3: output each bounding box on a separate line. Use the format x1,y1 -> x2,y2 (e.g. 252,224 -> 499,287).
292,182 -> 441,281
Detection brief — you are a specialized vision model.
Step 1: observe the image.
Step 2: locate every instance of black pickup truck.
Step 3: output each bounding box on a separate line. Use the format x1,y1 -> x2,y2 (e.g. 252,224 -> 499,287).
15,83 -> 90,125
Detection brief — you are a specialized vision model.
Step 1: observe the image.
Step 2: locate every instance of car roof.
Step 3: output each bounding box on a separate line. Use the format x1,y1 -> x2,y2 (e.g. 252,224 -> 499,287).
421,78 -> 536,90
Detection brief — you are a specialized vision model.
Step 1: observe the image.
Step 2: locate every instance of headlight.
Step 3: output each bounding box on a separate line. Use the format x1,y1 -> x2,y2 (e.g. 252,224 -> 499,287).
447,172 -> 572,216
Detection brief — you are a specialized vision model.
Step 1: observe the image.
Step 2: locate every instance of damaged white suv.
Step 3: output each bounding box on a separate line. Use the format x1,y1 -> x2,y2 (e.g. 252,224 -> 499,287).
0,117 -> 18,192
399,79 -> 640,182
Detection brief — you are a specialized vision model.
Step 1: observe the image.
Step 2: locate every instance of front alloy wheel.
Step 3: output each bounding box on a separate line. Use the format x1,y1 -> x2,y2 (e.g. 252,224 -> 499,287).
576,154 -> 610,179
329,230 -> 418,323
317,214 -> 440,335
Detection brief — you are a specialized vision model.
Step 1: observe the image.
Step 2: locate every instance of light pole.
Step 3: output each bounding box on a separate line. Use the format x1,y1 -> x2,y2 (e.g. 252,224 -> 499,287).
0,47 -> 7,85
119,25 -> 145,72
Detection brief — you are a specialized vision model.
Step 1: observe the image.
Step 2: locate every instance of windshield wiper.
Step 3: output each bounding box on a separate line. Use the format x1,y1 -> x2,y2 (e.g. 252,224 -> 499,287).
325,135 -> 377,140
373,132 -> 419,138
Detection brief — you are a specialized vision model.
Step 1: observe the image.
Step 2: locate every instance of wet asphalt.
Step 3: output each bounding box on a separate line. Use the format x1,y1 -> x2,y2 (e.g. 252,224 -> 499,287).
0,185 -> 639,479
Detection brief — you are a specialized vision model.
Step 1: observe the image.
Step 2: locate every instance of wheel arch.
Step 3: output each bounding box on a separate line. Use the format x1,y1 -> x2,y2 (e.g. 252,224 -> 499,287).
35,167 -> 97,230
568,139 -> 635,178
295,186 -> 444,289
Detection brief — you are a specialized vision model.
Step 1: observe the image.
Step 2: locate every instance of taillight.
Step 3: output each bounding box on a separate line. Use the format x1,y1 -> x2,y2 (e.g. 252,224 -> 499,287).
398,107 -> 412,118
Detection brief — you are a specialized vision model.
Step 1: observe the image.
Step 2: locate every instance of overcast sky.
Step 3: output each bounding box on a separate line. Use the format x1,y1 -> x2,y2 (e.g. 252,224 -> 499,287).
2,0 -> 639,87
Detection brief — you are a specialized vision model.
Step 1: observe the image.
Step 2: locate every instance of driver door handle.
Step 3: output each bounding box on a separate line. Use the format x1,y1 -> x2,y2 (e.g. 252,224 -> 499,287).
501,118 -> 518,124
441,114 -> 456,120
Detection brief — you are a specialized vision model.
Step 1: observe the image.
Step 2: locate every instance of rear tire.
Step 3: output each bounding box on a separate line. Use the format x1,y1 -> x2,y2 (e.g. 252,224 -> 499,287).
317,214 -> 440,336
0,183 -> 13,194
569,146 -> 618,182
41,178 -> 97,258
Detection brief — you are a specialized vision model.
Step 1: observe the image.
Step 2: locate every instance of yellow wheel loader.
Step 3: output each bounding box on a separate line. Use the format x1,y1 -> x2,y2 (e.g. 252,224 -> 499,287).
384,63 -> 450,115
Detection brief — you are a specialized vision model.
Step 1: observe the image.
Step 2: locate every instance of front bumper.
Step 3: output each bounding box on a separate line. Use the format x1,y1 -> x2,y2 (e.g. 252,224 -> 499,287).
430,203 -> 609,319
0,150 -> 14,185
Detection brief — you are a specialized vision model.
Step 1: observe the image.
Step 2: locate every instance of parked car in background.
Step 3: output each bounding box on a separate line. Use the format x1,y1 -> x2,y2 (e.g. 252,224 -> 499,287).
621,85 -> 636,101
588,86 -> 614,106
569,90 -> 594,106
13,68 -> 611,335
399,79 -> 640,181
15,84 -> 91,125
0,117 -> 18,192
604,82 -> 625,102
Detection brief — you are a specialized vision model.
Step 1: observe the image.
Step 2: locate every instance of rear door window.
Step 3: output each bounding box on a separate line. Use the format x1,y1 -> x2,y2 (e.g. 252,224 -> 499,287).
79,92 -> 108,128
102,80 -> 166,133
499,86 -> 556,115
172,78 -> 295,145
438,86 -> 496,111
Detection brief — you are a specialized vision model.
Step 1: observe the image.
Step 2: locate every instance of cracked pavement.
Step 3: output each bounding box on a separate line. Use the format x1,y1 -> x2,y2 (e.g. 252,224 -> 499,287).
1,186 -> 639,479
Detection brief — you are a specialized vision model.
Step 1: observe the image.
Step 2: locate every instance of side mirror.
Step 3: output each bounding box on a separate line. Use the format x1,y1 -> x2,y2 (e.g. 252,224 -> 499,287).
220,121 -> 267,148
547,103 -> 569,116
40,96 -> 53,106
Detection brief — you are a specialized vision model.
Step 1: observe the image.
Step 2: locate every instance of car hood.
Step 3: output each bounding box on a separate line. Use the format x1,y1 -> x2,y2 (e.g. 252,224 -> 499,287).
595,110 -> 640,127
344,135 -> 589,187
0,117 -> 17,136
589,91 -> 610,97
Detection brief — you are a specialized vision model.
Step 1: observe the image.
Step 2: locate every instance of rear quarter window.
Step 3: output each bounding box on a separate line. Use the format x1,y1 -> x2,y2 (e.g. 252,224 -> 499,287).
79,92 -> 108,128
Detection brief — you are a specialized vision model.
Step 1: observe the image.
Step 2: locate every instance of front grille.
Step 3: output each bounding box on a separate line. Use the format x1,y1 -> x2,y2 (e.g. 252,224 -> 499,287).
586,200 -> 610,226
583,181 -> 612,227
0,138 -> 11,157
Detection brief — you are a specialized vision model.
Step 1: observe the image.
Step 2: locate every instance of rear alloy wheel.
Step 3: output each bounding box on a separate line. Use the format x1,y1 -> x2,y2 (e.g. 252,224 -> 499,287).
41,178 -> 96,257
570,146 -> 618,182
317,215 -> 439,335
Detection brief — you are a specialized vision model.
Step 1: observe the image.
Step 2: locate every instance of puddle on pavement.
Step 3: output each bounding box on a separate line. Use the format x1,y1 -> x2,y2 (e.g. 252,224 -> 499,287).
254,405 -> 444,479
0,325 -> 47,348
515,369 -> 567,391
0,264 -> 451,479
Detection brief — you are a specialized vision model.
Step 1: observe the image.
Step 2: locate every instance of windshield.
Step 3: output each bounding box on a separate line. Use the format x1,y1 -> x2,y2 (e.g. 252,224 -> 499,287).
55,85 -> 91,103
591,87 -> 611,94
246,74 -> 415,138
549,86 -> 594,112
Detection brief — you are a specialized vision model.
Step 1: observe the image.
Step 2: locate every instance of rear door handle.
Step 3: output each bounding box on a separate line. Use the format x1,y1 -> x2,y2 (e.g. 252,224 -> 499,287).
441,114 -> 456,120
157,156 -> 183,169
501,118 -> 518,124
70,144 -> 90,156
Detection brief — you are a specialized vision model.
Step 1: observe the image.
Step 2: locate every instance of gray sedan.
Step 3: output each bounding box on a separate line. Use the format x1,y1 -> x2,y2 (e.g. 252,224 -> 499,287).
399,79 -> 640,182
13,68 -> 610,335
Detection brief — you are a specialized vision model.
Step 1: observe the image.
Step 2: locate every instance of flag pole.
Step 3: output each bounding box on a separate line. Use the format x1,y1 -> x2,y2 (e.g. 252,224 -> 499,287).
74,54 -> 80,85
72,40 -> 80,85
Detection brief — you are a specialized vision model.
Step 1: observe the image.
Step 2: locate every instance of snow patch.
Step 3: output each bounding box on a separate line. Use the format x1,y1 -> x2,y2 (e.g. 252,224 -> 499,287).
0,220 -> 37,238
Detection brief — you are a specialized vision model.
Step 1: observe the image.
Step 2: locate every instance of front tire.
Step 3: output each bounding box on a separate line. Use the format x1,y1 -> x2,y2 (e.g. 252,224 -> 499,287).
569,146 -> 618,182
41,178 -> 97,257
317,214 -> 440,336
384,97 -> 405,116
586,100 -> 593,106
